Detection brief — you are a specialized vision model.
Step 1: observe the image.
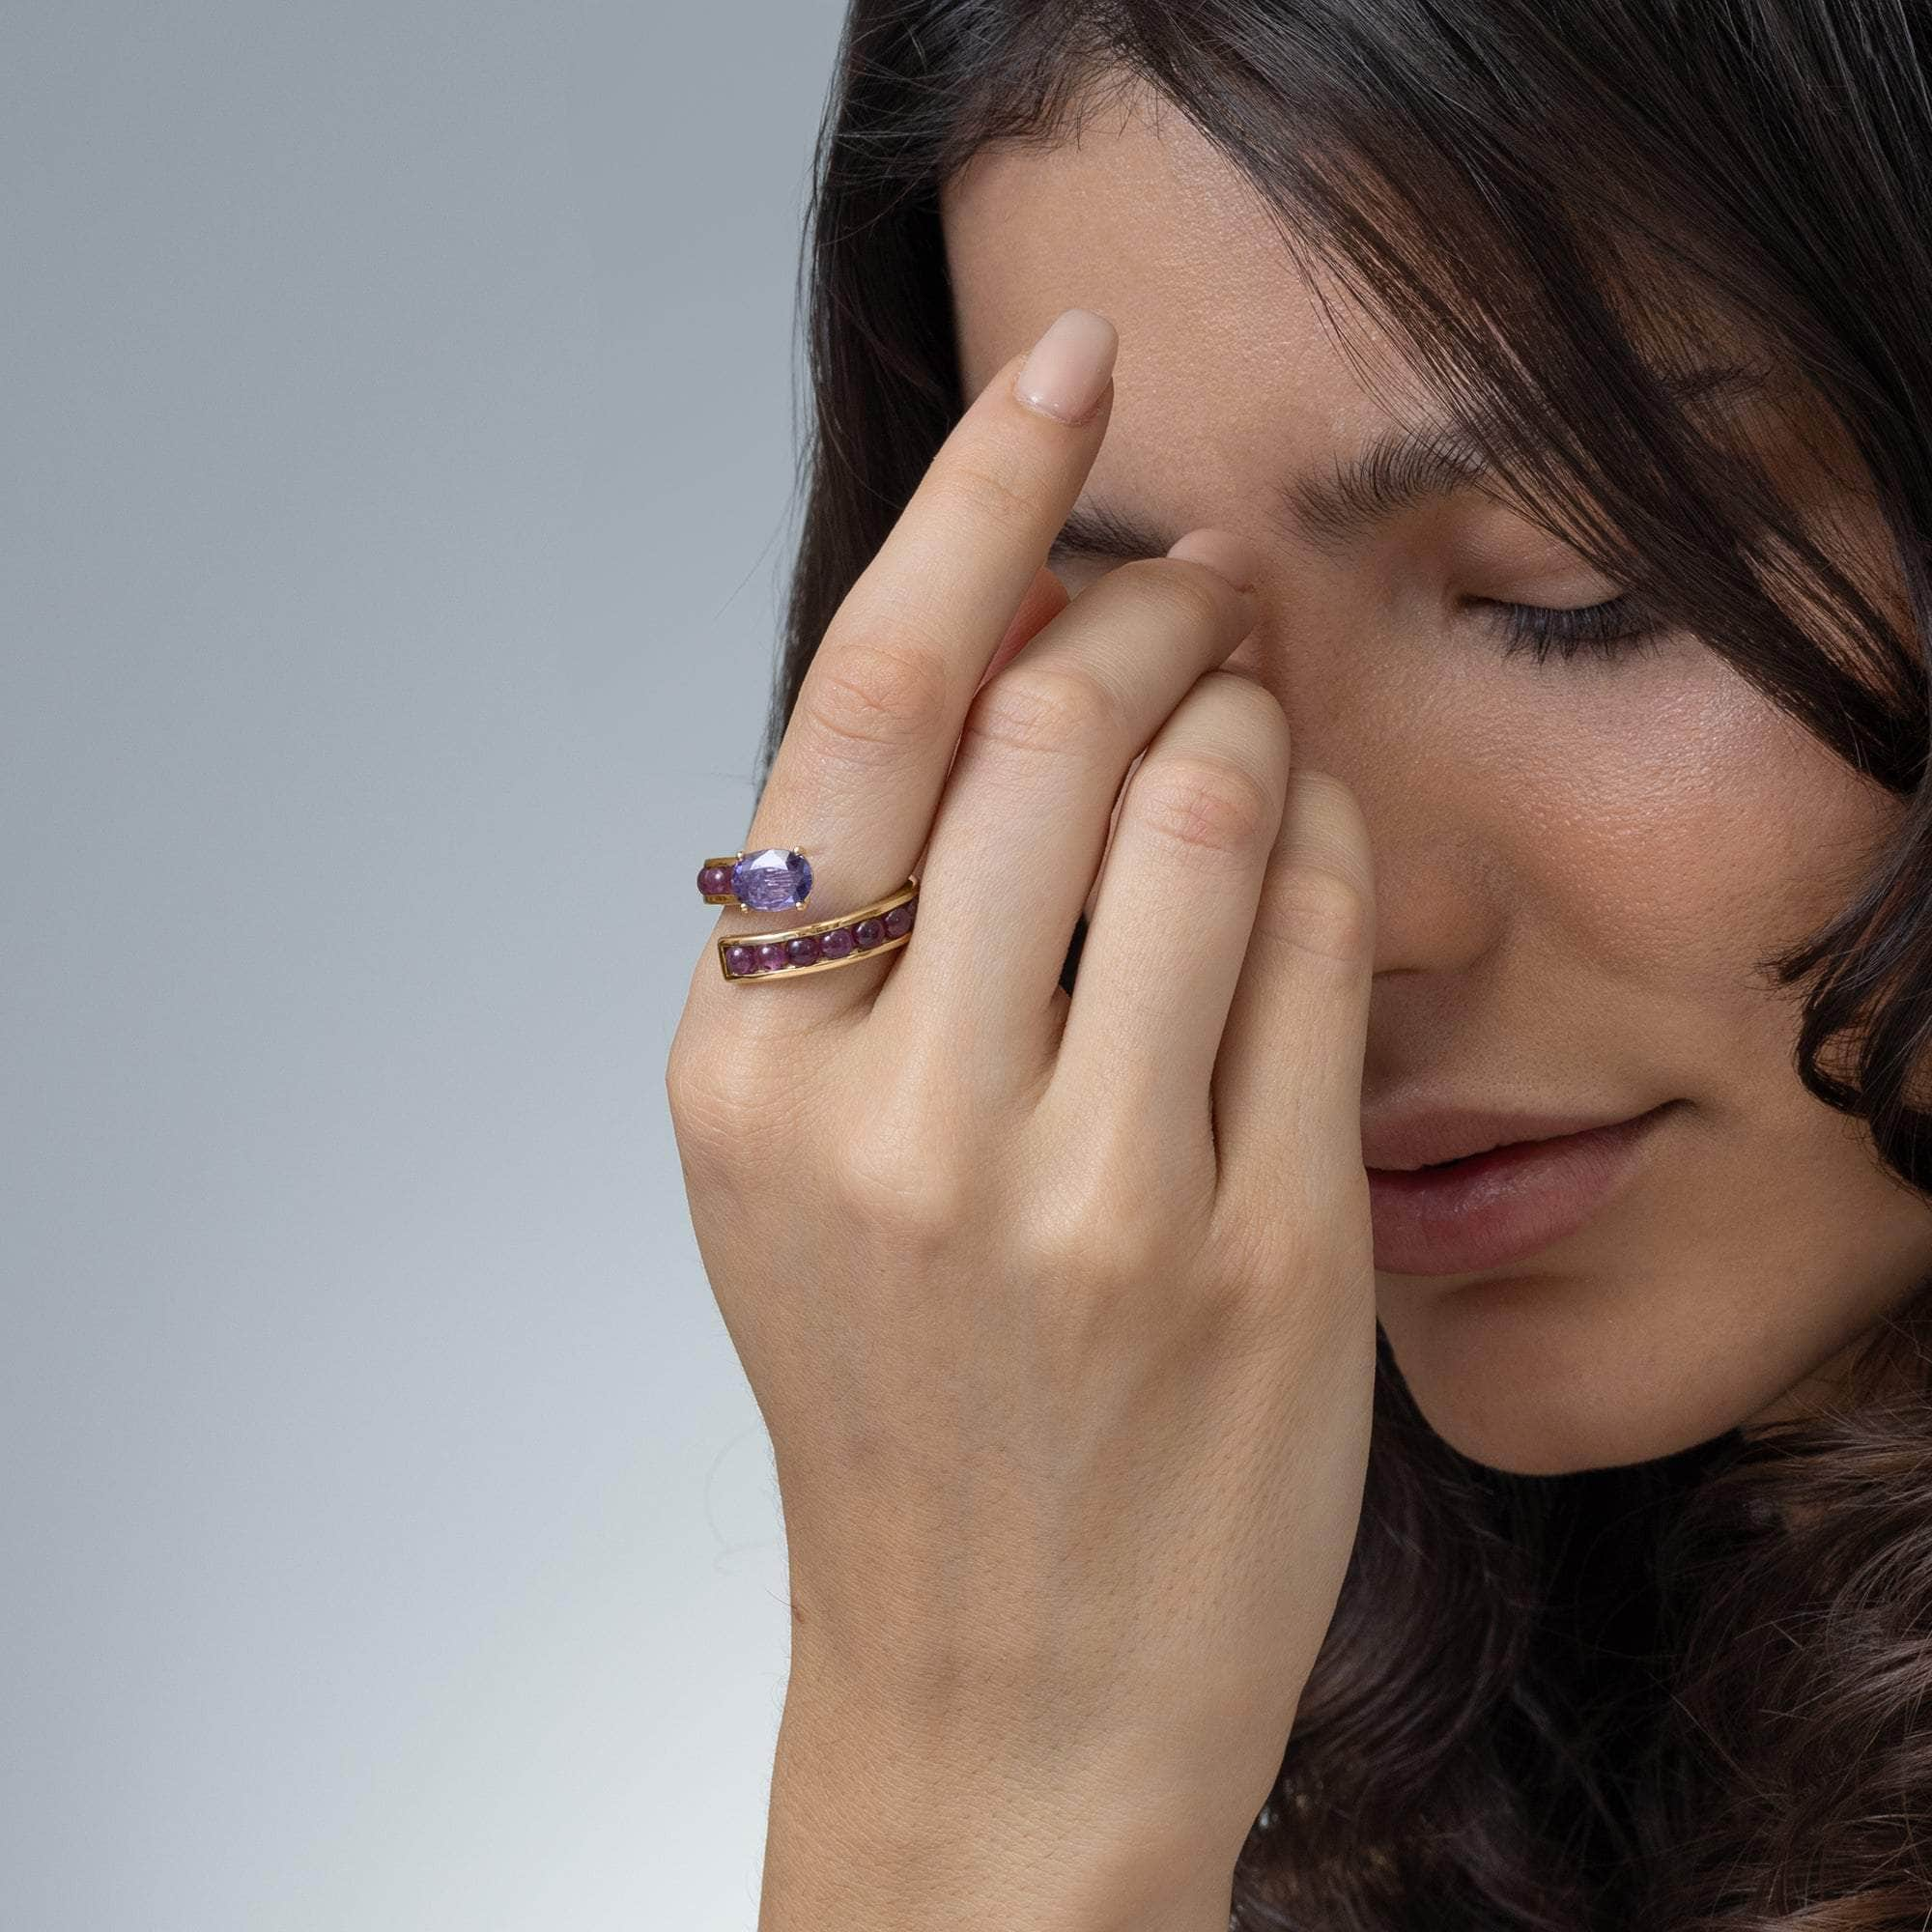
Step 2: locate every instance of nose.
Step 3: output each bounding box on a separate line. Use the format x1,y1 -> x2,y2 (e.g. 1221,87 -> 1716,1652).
1230,633 -> 1510,990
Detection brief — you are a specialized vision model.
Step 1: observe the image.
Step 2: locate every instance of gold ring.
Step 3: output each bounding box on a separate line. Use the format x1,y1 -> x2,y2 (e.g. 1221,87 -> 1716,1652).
713,876 -> 919,982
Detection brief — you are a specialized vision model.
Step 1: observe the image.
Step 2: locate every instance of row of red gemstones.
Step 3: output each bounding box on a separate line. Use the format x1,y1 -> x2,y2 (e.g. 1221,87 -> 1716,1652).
723,897 -> 918,978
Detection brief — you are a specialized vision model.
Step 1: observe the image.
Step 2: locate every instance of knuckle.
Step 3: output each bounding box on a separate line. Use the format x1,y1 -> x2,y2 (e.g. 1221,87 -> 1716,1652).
1025,1189 -> 1166,1296
934,453 -> 1038,536
798,635 -> 952,762
1019,1129 -> 1190,1290
665,1050 -> 769,1163
963,660 -> 1120,760
665,1007 -> 821,1162
829,1122 -> 976,1250
1264,860 -> 1375,968
1202,665 -> 1292,738
1132,752 -> 1281,861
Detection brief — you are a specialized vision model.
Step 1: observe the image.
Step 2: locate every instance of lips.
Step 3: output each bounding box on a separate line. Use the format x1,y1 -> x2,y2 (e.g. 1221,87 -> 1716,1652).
1363,1101 -> 1680,1277
1361,1103 -> 1657,1172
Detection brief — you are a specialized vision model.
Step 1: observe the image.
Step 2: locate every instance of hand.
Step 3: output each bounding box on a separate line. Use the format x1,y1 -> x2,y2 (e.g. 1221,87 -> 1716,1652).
666,307 -> 1378,1912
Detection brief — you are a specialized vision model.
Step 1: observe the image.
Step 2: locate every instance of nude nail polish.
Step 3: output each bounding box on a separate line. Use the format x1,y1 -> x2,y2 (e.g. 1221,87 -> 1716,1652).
1013,308 -> 1119,424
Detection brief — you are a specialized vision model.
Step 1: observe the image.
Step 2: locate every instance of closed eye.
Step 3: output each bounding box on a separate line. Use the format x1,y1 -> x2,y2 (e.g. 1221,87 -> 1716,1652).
1475,591 -> 1671,666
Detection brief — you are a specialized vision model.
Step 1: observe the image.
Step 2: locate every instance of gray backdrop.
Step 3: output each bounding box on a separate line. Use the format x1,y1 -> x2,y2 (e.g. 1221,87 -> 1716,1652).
4,2 -> 850,1923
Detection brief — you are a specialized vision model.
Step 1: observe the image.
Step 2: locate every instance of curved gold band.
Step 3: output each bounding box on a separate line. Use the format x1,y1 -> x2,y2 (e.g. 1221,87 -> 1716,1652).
715,876 -> 919,982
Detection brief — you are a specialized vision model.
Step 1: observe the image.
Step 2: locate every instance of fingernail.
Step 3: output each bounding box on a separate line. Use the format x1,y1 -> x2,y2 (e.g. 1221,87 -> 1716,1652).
1165,527 -> 1264,591
1013,308 -> 1118,424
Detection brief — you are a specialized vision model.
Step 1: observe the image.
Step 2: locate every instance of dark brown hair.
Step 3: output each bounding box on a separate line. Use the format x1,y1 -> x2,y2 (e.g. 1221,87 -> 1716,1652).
756,3 -> 1932,1923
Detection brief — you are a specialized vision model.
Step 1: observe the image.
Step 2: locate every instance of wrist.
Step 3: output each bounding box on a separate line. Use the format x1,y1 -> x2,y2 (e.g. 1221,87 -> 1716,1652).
759,1676 -> 1239,1932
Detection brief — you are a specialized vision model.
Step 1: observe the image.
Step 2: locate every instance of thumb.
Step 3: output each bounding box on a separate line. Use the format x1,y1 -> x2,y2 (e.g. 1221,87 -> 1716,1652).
1210,766 -> 1378,1206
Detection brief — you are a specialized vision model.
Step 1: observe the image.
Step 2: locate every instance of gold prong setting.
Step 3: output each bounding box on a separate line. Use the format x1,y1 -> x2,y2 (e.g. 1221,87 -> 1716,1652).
696,846 -> 815,913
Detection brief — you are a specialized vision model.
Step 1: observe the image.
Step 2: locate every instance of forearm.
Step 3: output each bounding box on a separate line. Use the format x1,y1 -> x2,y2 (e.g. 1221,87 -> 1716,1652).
757,1680 -> 1238,1932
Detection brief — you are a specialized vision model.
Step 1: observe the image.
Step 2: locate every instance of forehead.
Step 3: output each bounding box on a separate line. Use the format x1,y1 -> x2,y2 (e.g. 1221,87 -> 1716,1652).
938,87 -> 1432,473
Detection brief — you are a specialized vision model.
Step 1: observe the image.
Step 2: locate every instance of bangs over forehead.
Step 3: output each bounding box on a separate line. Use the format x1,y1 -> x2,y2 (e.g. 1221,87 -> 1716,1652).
915,13 -> 1919,781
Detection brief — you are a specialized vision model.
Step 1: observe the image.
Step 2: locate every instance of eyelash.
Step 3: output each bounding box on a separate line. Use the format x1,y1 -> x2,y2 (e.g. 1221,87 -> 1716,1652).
1479,592 -> 1671,666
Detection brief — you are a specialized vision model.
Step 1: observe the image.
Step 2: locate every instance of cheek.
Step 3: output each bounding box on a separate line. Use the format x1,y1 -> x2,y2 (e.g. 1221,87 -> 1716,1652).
1370,643 -> 1931,1468
1465,642 -> 1895,1031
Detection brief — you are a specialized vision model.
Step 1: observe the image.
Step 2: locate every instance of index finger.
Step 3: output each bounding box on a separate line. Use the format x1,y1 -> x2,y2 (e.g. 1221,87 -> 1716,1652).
724,308 -> 1119,985
827,305 -> 1119,689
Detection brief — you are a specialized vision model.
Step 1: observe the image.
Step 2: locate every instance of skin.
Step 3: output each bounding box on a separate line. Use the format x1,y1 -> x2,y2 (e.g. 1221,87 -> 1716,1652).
676,277 -> 1383,1920
940,83 -> 1932,1476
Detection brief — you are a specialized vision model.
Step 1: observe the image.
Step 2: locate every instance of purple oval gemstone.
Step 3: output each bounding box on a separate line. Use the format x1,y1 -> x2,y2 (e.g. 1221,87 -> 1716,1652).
883,901 -> 914,939
785,934 -> 822,965
731,847 -> 813,911
756,942 -> 788,971
818,926 -> 855,959
852,917 -> 884,949
724,942 -> 757,976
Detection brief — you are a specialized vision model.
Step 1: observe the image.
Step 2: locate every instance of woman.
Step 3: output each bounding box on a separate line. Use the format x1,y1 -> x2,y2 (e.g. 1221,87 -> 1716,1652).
667,3 -> 1932,1925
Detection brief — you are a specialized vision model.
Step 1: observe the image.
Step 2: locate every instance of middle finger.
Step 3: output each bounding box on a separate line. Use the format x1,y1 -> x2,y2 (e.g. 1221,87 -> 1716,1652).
880,528 -> 1263,1085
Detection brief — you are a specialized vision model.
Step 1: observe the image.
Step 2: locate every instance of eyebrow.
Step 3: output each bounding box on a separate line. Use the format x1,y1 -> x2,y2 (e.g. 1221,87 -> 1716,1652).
1046,361 -> 1769,568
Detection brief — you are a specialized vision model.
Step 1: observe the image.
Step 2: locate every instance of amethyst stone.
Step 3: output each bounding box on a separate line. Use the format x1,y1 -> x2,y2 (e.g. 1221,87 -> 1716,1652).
731,847 -> 812,911
724,942 -> 757,976
755,942 -> 788,971
883,900 -> 915,939
852,917 -> 884,949
785,934 -> 822,965
817,926 -> 855,959
697,863 -> 733,896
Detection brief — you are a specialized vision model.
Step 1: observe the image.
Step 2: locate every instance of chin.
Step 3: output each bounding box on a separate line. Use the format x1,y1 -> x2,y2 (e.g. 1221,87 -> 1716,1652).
1396,1383 -> 1725,1477
1376,1274 -> 1751,1477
